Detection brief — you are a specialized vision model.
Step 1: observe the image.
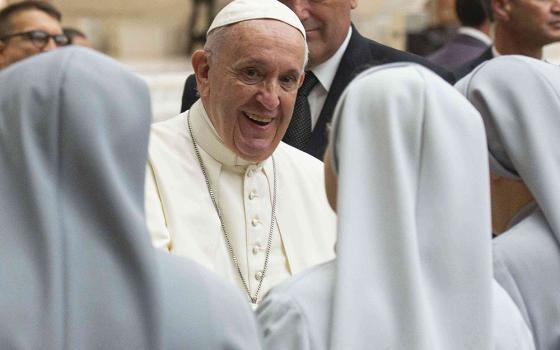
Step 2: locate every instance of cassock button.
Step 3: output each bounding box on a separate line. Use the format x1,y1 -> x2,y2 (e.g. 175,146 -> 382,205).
251,218 -> 260,227
255,270 -> 263,281
249,191 -> 257,200
252,244 -> 261,255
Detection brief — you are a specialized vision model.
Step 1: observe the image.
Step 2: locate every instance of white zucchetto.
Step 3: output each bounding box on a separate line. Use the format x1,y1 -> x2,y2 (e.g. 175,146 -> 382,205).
207,0 -> 305,40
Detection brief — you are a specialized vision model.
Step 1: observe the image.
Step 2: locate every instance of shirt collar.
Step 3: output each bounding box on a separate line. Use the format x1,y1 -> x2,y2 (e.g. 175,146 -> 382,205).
188,100 -> 270,170
311,26 -> 352,92
458,27 -> 492,46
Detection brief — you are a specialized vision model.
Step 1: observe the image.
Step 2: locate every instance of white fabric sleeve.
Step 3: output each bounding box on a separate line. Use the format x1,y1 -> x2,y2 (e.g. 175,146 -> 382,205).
492,281 -> 535,350
257,293 -> 312,350
144,162 -> 172,251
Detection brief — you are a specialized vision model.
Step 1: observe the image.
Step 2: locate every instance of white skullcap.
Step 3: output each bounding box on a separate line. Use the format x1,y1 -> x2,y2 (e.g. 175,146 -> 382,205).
207,0 -> 306,40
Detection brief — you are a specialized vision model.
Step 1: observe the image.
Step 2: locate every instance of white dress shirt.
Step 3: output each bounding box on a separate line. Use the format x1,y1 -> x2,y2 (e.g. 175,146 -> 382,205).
459,27 -> 492,46
145,100 -> 337,303
308,27 -> 352,129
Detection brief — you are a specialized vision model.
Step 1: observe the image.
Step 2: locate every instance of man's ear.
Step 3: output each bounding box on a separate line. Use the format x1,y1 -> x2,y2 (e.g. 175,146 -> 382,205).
492,0 -> 512,21
192,49 -> 211,98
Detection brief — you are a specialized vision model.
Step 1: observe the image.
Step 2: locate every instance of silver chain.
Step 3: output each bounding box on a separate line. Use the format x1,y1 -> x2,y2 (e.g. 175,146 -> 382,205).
186,112 -> 277,304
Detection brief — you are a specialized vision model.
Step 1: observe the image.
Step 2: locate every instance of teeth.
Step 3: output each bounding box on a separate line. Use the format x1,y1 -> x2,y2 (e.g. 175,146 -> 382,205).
246,113 -> 272,123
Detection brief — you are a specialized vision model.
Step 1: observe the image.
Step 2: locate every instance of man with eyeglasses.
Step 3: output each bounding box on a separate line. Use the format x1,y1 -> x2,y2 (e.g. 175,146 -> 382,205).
0,1 -> 67,69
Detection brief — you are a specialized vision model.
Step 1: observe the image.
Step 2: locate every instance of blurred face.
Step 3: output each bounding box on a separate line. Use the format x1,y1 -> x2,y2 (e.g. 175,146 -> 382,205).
0,9 -> 63,69
71,35 -> 93,48
193,20 -> 305,162
500,0 -> 560,46
279,0 -> 357,68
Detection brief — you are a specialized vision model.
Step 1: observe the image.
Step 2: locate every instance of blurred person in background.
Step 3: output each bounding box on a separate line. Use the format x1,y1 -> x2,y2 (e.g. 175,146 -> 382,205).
427,0 -> 491,71
0,0 -> 67,69
455,0 -> 560,78
63,27 -> 92,48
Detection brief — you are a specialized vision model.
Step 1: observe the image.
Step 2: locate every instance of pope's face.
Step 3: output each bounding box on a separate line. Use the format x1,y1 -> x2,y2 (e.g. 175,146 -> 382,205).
194,20 -> 305,162
504,0 -> 560,46
0,9 -> 63,69
279,0 -> 357,68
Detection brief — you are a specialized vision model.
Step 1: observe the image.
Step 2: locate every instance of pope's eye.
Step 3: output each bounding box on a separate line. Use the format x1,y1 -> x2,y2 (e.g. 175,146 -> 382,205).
239,67 -> 262,84
280,75 -> 299,90
245,68 -> 258,77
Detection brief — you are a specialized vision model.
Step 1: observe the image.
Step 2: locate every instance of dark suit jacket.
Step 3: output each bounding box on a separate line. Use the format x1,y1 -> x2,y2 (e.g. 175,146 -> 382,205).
427,33 -> 490,72
454,46 -> 493,80
181,26 -> 456,159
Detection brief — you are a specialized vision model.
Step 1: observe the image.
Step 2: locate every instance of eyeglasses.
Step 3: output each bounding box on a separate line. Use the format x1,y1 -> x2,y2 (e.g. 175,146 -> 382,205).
0,30 -> 69,49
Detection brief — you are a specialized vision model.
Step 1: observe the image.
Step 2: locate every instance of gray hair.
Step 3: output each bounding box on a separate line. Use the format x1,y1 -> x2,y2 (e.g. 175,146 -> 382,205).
205,21 -> 309,69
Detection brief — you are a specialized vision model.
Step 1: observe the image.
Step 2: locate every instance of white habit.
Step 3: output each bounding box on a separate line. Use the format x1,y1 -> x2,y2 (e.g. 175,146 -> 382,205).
257,63 -> 534,350
457,55 -> 560,350
145,100 -> 336,300
0,47 -> 261,350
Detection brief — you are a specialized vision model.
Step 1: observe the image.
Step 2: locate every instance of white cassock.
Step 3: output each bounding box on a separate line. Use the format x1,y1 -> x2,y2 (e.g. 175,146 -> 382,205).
145,100 -> 336,301
257,63 -> 534,350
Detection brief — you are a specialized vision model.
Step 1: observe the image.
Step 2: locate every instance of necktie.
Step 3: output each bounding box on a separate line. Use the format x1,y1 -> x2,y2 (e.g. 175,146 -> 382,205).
283,71 -> 319,150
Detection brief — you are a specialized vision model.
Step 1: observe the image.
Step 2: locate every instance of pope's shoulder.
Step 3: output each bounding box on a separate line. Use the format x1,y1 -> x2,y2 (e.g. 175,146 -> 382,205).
150,112 -> 188,140
275,142 -> 326,174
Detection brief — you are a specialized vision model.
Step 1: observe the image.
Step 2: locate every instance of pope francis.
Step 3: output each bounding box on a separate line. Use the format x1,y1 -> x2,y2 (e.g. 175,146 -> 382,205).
145,0 -> 336,305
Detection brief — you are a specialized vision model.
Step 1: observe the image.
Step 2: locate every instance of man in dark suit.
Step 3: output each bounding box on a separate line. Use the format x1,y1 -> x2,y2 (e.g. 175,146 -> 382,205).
455,0 -> 560,79
182,0 -> 455,159
427,0 -> 491,72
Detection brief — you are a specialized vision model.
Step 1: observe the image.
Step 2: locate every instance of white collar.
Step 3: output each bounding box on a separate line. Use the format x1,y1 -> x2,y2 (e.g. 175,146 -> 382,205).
458,27 -> 492,46
189,100 -> 269,170
311,26 -> 352,92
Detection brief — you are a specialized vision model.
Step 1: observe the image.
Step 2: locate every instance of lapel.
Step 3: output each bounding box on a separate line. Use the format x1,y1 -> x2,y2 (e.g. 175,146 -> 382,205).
306,26 -> 379,159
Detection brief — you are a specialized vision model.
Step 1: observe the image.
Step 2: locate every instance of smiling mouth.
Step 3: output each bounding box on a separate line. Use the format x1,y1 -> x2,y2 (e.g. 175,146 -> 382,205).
244,112 -> 273,126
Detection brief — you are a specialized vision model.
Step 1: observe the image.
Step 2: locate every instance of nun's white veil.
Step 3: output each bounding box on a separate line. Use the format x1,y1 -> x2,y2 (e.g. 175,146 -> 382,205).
329,63 -> 493,349
456,55 -> 560,350
456,55 -> 560,244
0,48 -> 260,349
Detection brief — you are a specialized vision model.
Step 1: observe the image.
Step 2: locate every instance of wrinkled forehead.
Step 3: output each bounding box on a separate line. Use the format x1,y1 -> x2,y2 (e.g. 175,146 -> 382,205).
6,8 -> 61,33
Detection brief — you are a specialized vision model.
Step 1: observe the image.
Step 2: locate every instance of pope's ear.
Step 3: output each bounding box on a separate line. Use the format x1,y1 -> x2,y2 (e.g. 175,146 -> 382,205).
192,49 -> 210,98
